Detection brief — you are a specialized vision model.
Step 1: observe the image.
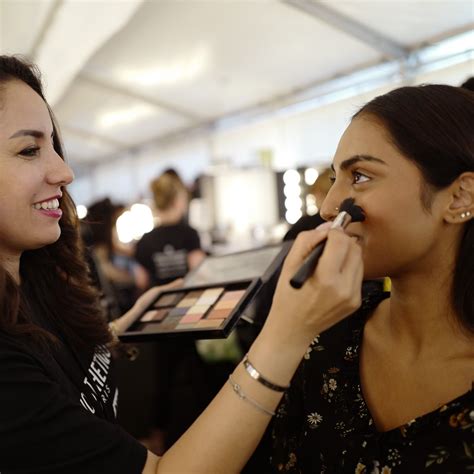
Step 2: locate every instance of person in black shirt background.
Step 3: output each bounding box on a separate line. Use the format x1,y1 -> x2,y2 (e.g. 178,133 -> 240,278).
135,171 -> 205,289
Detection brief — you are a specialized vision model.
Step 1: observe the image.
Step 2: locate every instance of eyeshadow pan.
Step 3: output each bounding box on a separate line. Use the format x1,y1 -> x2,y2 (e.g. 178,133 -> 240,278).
207,308 -> 232,320
214,300 -> 236,310
141,322 -> 167,333
196,287 -> 224,305
154,292 -> 183,307
196,296 -> 217,306
140,309 -> 168,322
206,287 -> 225,295
196,319 -> 225,328
175,324 -> 196,330
220,290 -> 246,301
158,317 -> 181,330
177,297 -> 199,308
186,304 -> 210,315
180,313 -> 203,324
167,307 -> 188,318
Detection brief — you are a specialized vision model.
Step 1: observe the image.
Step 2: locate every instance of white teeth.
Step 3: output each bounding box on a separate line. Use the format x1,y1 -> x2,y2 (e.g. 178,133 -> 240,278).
33,198 -> 59,210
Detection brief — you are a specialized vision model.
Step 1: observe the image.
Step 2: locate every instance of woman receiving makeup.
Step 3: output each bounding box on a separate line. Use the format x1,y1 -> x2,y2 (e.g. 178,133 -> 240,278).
270,85 -> 474,472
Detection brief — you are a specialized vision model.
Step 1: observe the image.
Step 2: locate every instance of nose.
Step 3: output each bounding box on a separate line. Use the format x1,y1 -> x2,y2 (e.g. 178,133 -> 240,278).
45,148 -> 75,187
319,183 -> 348,222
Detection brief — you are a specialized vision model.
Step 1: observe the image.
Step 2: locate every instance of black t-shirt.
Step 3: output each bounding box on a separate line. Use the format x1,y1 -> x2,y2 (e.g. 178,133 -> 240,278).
270,290 -> 474,472
135,223 -> 201,285
0,329 -> 147,473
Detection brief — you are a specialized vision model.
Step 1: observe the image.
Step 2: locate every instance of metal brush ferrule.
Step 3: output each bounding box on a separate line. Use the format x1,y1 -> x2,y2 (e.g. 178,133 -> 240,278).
330,211 -> 352,230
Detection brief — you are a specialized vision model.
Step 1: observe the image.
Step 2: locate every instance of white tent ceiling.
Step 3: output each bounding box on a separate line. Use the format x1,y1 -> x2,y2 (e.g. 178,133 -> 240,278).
1,0 -> 473,172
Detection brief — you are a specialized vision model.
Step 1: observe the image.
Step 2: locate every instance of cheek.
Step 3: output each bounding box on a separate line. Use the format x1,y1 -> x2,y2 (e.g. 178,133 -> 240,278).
361,209 -> 435,279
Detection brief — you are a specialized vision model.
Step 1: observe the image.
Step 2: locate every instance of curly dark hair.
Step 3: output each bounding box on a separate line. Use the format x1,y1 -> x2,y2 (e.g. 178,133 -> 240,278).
0,55 -> 112,350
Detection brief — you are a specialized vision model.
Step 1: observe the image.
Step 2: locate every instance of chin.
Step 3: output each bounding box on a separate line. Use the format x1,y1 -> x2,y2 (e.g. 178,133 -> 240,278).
32,231 -> 62,249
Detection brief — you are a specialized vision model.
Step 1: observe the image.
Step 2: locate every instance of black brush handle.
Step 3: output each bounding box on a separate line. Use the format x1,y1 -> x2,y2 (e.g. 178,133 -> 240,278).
289,238 -> 327,289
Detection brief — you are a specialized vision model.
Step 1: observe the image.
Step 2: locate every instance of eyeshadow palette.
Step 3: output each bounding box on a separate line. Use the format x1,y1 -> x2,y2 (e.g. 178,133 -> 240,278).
119,280 -> 260,342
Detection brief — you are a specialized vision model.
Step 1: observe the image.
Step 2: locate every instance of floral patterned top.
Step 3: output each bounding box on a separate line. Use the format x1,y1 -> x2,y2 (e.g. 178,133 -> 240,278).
270,290 -> 474,473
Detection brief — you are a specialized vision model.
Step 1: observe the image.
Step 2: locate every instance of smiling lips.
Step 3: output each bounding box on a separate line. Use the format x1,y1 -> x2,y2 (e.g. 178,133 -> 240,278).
32,197 -> 62,218
33,198 -> 60,211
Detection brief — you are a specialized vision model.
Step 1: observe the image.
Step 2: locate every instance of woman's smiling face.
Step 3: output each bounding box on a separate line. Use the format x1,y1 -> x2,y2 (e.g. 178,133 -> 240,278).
0,80 -> 74,259
321,115 -> 453,280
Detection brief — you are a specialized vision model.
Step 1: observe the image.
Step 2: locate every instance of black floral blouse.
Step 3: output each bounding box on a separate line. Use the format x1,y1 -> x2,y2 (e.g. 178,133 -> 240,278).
270,290 -> 474,473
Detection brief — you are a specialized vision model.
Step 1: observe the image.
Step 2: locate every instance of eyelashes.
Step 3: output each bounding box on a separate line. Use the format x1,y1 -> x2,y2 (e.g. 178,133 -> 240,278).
352,171 -> 370,184
19,146 -> 40,157
329,170 -> 371,185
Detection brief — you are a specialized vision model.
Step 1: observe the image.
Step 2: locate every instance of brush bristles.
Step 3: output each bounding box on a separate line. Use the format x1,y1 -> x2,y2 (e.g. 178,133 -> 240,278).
339,198 -> 365,223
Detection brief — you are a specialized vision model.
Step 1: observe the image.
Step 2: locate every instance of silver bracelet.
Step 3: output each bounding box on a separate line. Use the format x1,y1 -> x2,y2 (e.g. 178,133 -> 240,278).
243,354 -> 290,392
227,375 -> 276,416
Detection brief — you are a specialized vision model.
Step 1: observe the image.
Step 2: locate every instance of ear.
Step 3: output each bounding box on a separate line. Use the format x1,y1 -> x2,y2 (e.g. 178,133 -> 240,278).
444,172 -> 474,224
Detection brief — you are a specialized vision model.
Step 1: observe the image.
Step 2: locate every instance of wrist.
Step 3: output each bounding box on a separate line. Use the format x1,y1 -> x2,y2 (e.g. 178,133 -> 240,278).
245,326 -> 310,389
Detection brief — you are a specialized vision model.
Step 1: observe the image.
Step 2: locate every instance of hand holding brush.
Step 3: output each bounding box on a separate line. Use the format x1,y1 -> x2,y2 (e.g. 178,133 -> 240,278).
290,198 -> 365,289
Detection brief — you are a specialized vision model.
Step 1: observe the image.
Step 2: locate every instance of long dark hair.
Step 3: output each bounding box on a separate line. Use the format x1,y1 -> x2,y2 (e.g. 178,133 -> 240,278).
0,55 -> 112,350
354,84 -> 474,334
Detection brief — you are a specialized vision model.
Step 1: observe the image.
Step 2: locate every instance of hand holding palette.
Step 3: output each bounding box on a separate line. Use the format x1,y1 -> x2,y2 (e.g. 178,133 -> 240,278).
120,280 -> 259,342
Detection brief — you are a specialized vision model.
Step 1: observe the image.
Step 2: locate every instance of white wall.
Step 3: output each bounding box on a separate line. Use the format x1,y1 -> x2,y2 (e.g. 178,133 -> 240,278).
70,135 -> 211,206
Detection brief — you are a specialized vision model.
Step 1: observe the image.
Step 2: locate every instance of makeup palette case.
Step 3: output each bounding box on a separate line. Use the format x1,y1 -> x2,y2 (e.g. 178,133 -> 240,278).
119,242 -> 291,341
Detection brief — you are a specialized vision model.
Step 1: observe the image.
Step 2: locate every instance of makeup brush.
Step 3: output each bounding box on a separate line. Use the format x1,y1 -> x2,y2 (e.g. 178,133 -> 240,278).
289,198 -> 365,289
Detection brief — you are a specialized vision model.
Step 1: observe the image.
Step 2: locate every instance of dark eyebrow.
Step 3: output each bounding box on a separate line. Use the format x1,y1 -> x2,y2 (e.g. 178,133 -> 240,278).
331,154 -> 387,172
9,129 -> 53,139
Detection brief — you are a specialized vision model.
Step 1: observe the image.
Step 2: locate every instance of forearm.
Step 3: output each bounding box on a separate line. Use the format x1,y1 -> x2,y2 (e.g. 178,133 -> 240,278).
156,327 -> 310,473
149,225 -> 363,473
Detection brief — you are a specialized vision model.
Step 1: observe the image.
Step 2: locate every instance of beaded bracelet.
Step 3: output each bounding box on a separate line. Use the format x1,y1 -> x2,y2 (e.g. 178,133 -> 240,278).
243,354 -> 290,392
227,375 -> 275,416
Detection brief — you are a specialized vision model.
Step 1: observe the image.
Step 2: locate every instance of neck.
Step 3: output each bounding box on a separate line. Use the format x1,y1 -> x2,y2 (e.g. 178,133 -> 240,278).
377,223 -> 474,360
158,209 -> 182,225
385,269 -> 471,360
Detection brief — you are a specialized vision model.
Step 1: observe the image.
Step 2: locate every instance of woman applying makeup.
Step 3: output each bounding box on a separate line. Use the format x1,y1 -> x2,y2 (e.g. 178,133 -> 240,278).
0,56 -> 362,473
271,85 -> 474,472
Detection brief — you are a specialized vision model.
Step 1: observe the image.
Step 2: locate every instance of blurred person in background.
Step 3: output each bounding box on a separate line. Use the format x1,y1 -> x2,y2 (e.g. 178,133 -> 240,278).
82,198 -> 138,315
135,172 -> 205,291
